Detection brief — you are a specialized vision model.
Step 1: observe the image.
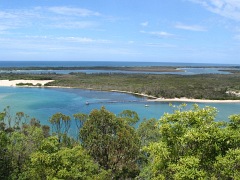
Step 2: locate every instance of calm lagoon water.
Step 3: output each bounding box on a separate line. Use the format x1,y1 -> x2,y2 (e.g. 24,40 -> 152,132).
0,87 -> 239,132
0,61 -> 238,67
0,68 -> 232,75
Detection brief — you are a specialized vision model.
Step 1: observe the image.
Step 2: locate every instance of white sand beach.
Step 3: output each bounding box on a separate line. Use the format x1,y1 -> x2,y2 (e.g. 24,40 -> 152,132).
111,90 -> 240,103
148,97 -> 240,103
0,80 -> 54,87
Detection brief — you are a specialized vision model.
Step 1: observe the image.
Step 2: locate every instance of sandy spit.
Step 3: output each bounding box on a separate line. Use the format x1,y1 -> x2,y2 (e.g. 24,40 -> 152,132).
148,97 -> 240,103
0,80 -> 54,87
111,90 -> 240,103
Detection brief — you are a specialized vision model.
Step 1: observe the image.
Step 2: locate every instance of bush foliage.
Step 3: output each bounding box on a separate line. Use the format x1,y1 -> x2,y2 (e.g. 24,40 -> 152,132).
0,105 -> 240,179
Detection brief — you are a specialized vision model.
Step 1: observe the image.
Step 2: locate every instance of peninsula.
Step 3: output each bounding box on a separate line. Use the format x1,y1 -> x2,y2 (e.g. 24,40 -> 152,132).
0,69 -> 240,102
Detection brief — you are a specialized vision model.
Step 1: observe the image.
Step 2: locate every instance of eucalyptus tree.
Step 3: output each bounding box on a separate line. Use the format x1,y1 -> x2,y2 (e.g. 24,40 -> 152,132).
138,104 -> 240,179
0,109 -> 47,179
80,107 -> 141,179
49,113 -> 71,145
20,136 -> 109,180
137,118 -> 161,146
0,111 -> 11,179
73,113 -> 88,141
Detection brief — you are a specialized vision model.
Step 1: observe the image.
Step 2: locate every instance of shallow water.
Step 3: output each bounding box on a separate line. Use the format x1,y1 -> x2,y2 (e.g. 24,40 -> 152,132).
0,67 -> 232,75
0,87 -> 239,126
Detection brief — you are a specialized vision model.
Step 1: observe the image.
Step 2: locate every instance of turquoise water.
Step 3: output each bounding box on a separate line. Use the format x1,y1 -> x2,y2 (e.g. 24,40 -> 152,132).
0,61 -> 239,136
0,87 -> 239,128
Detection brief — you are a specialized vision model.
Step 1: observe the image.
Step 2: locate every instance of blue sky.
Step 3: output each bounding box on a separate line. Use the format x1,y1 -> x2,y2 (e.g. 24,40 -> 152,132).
0,0 -> 240,64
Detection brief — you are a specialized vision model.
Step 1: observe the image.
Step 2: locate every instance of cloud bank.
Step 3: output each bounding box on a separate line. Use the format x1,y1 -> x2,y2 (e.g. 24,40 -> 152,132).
190,0 -> 240,21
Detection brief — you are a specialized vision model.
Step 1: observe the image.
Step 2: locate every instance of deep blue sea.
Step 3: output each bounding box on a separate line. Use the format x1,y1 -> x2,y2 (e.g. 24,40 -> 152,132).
0,61 -> 239,136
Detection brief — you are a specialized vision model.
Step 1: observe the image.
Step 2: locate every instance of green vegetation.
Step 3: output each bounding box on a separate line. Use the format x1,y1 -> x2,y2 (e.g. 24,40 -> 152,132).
16,83 -> 43,87
1,105 -> 240,179
47,73 -> 240,100
80,108 -> 140,179
1,72 -> 240,100
0,66 -> 182,72
1,68 -> 240,100
0,73 -> 56,81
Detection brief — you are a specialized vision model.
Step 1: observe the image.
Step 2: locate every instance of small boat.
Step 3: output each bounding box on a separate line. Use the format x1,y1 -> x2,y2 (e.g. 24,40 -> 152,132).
85,101 -> 89,105
145,104 -> 149,107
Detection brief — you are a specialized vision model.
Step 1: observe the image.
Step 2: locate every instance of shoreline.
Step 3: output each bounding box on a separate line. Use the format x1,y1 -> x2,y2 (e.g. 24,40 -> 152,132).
0,79 -> 240,103
0,80 -> 54,87
147,97 -> 240,103
111,90 -> 240,103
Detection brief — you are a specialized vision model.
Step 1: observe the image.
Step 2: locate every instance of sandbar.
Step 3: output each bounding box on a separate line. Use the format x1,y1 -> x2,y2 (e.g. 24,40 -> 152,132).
0,80 -> 54,87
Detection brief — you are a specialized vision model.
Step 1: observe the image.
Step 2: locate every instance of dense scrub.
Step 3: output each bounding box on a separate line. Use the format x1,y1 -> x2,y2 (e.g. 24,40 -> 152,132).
0,66 -> 182,72
1,71 -> 240,100
0,105 -> 240,179
47,73 -> 240,100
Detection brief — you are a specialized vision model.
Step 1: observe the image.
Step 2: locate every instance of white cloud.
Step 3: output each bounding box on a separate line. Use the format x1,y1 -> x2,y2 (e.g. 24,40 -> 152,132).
0,35 -> 111,53
0,35 -> 140,61
0,25 -> 9,31
145,43 -> 177,48
141,30 -> 175,38
140,21 -> 149,27
234,34 -> 240,40
0,10 -> 33,31
128,41 -> 135,44
48,6 -> 101,17
189,0 -> 240,21
0,6 -> 103,33
50,21 -> 98,29
175,23 -> 207,31
57,36 -> 111,44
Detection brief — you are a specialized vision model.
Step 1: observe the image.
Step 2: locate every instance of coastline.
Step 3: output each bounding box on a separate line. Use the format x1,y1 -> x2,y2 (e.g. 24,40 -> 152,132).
111,90 -> 240,103
0,80 -> 54,87
147,97 -> 240,103
0,79 -> 240,103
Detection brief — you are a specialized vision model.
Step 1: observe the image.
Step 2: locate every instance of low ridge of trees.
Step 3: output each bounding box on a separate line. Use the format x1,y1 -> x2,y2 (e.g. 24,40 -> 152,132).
1,72 -> 240,100
0,105 -> 240,179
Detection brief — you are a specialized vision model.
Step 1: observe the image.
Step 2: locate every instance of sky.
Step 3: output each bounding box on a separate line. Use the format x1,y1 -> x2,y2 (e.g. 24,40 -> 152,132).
0,0 -> 240,64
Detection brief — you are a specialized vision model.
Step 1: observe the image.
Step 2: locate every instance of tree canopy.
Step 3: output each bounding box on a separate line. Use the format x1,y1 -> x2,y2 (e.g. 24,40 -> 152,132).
0,105 -> 240,179
139,104 -> 240,179
80,107 -> 140,179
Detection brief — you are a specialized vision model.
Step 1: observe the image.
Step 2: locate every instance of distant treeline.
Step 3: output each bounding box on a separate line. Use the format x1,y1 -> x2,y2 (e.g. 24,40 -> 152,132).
1,65 -> 240,73
0,66 -> 183,72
